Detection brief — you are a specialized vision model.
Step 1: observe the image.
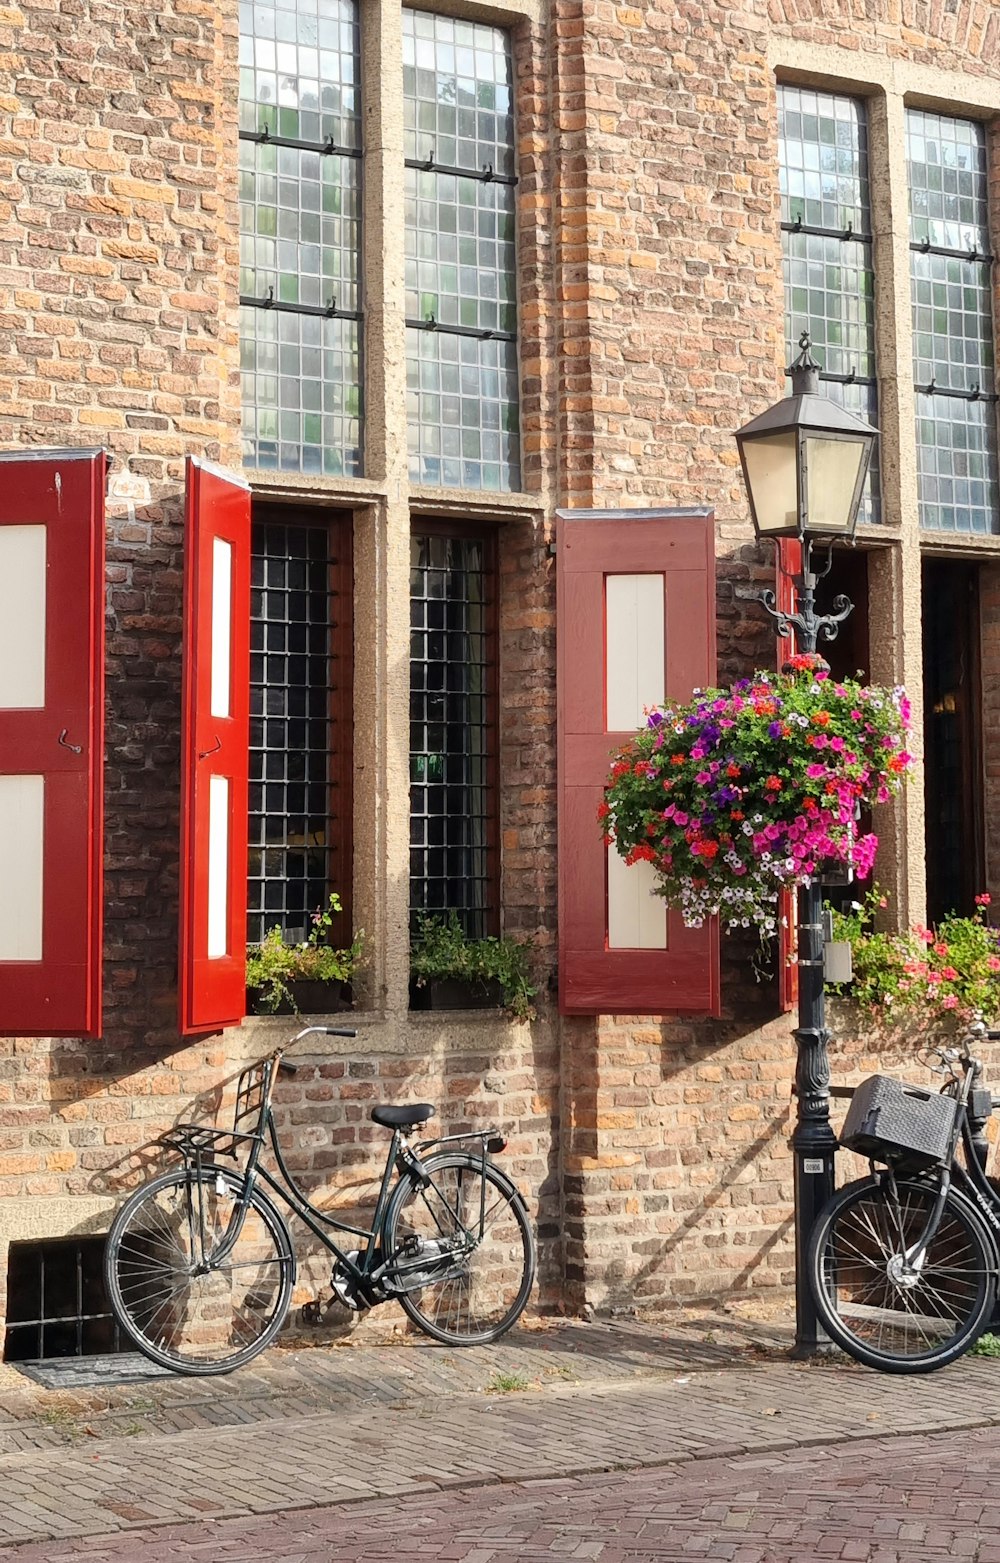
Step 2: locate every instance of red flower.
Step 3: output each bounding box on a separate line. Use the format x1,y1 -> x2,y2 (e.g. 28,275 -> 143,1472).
764,775 -> 782,792
670,753 -> 686,767
811,711 -> 830,727
730,809 -> 744,821
726,763 -> 740,779
597,801 -> 611,820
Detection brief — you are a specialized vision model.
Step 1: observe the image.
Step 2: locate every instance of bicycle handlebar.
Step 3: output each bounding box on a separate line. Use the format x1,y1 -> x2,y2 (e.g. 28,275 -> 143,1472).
272,1024 -> 358,1076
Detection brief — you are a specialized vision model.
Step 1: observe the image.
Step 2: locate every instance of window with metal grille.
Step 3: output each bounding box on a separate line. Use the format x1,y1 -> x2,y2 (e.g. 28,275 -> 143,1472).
238,0 -> 362,477
907,111 -> 999,535
248,510 -> 353,943
778,86 -> 881,523
403,11 -> 520,492
4,1238 -> 123,1361
409,528 -> 497,937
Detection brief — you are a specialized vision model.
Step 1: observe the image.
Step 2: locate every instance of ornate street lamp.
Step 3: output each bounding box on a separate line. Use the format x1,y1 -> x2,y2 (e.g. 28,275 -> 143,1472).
734,332 -> 878,1355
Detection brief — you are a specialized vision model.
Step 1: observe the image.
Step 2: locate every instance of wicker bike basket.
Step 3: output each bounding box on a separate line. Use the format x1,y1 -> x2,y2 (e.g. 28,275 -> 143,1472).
839,1075 -> 960,1170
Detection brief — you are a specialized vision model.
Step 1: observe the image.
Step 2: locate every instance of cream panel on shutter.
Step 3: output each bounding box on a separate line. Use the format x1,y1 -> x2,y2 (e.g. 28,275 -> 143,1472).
210,537 -> 233,720
0,775 -> 44,961
607,845 -> 667,950
605,572 -> 668,950
0,526 -> 46,710
207,774 -> 230,960
605,573 -> 665,732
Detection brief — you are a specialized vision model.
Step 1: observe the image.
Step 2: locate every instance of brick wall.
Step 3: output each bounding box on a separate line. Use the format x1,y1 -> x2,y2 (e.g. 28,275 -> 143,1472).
3,0 -> 1000,1352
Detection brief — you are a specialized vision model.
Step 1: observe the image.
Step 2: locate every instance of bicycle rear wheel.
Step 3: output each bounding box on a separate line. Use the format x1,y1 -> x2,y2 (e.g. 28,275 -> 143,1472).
808,1175 -> 996,1373
105,1167 -> 295,1375
384,1152 -> 536,1345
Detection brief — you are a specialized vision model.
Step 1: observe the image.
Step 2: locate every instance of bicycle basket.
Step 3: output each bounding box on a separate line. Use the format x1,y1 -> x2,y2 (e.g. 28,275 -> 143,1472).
234,1060 -> 270,1129
839,1075 -> 959,1169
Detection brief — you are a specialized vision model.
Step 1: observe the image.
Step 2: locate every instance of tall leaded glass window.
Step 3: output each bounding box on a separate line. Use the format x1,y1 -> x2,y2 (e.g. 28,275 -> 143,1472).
778,87 -> 880,522
403,12 -> 520,492
907,112 -> 999,534
409,530 -> 497,936
249,514 -> 353,943
239,0 -> 362,477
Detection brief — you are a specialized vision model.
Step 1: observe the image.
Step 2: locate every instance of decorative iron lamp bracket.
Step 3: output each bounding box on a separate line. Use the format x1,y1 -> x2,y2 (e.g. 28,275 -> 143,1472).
759,537 -> 853,650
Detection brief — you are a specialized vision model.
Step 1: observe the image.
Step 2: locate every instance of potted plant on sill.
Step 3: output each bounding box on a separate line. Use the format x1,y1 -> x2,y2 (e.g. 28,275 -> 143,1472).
246,893 -> 364,1016
409,911 -> 537,1022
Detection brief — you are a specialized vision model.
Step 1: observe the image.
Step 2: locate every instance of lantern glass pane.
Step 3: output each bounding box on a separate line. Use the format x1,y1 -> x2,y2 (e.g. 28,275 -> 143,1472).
803,435 -> 866,533
741,433 -> 799,534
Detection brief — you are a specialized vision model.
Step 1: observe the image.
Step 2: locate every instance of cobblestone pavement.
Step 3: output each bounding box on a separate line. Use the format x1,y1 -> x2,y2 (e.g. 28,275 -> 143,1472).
3,1425 -> 1000,1562
2,1313 -> 1000,1555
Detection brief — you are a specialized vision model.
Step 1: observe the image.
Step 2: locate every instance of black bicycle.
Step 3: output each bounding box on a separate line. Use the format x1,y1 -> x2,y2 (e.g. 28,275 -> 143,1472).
104,1026 -> 536,1375
808,1017 -> 1000,1373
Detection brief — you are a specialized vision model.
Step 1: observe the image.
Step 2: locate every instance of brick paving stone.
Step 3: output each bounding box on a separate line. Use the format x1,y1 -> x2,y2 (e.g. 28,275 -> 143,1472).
3,1319 -> 1000,1556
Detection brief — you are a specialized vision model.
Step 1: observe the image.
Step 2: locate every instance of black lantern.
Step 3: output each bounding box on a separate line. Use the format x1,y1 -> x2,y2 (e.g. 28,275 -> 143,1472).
735,333 -> 877,543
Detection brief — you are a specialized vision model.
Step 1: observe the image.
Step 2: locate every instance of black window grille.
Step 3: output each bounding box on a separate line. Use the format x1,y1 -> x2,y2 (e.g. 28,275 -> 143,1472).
409,529 -> 497,936
4,1237 -> 123,1361
249,513 -> 353,944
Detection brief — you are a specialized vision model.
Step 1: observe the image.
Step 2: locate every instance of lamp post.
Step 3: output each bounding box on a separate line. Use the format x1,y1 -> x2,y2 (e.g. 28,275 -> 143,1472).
734,333 -> 878,1355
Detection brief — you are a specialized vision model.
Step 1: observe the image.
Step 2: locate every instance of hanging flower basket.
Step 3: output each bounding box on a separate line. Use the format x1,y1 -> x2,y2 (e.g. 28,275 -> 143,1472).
601,654 -> 912,938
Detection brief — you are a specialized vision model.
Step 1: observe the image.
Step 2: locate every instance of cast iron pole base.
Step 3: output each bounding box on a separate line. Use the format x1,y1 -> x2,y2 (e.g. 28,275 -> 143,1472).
790,879 -> 838,1357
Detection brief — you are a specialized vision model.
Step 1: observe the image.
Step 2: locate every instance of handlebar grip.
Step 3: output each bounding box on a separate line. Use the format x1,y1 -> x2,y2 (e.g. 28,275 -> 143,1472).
987,1030 -> 1000,1042
324,1026 -> 357,1037
277,1059 -> 300,1076
829,1085 -> 856,1099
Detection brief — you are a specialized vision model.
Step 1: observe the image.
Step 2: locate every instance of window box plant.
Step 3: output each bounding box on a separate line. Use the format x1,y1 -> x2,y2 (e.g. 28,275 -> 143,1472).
246,894 -> 364,1016
409,912 -> 537,1022
826,886 -> 1000,1031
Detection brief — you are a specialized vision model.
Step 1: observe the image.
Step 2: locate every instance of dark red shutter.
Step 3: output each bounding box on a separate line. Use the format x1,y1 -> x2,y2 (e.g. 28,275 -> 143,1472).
0,449 -> 105,1038
557,508 -> 720,1016
179,458 -> 251,1035
776,538 -> 801,1013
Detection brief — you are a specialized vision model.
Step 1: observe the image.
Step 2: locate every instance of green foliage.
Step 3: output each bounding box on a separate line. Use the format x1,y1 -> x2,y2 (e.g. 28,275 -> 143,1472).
410,912 -> 537,1023
246,893 -> 364,1015
827,886 -> 1000,1027
486,1370 -> 531,1393
602,655 -> 911,938
970,1332 -> 1000,1357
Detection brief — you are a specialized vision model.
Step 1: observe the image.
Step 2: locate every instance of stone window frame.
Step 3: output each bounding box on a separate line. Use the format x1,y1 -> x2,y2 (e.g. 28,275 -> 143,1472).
770,45 -> 1000,929
241,0 -> 544,1019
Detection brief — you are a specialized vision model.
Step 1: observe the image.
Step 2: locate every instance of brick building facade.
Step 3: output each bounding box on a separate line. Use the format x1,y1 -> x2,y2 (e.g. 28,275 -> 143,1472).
2,0 -> 1000,1353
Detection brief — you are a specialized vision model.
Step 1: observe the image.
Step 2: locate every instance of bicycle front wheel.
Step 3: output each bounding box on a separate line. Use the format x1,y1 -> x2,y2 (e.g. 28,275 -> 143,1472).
105,1167 -> 295,1375
808,1175 -> 997,1373
384,1152 -> 536,1345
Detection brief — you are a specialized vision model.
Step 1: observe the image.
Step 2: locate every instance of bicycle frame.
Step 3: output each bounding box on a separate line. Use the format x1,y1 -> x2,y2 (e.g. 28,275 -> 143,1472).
175,1050 -> 506,1300
868,1056 -> 1000,1274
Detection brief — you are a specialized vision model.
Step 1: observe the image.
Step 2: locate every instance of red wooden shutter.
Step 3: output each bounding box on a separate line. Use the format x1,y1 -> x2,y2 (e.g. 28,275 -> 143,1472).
0,449 -> 105,1038
179,458 -> 251,1035
557,508 -> 720,1016
776,538 -> 801,1013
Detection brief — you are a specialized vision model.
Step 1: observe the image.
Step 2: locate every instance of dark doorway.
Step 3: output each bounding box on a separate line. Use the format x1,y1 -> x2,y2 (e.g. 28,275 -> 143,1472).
923,559 -> 983,923
819,546 -> 870,684
814,548 -> 871,912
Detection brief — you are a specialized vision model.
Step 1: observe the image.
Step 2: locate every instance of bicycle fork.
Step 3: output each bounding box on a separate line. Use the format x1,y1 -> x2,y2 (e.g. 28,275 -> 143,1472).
881,1167 -> 951,1283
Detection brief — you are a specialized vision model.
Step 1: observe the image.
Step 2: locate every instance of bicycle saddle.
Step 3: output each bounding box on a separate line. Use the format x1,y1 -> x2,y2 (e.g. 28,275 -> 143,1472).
370,1103 -> 435,1128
